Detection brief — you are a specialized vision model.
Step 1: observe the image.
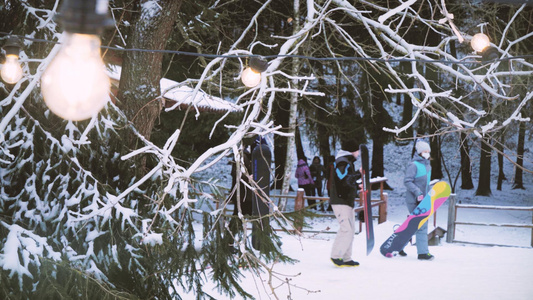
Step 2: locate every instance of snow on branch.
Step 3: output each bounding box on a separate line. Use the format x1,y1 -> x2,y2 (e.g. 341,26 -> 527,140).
378,0 -> 417,24
329,0 -> 531,135
0,222 -> 61,287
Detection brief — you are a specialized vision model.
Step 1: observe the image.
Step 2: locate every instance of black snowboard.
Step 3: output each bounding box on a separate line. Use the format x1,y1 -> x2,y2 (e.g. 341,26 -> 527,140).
360,144 -> 374,255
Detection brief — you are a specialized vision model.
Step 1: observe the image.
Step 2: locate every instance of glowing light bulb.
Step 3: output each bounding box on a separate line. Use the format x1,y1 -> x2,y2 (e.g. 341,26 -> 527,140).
41,33 -> 110,121
241,67 -> 262,88
471,33 -> 490,53
1,55 -> 23,84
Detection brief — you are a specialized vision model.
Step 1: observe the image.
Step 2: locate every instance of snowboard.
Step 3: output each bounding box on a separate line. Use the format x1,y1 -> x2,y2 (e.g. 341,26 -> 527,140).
359,144 -> 374,255
380,181 -> 451,257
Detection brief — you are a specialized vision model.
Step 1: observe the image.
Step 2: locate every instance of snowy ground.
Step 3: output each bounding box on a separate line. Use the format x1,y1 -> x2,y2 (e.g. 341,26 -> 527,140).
190,141 -> 533,300
187,189 -> 533,300
218,229 -> 533,300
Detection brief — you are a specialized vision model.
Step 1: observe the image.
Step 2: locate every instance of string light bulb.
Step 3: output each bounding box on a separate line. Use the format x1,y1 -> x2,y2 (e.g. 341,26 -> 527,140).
42,34 -> 109,120
471,33 -> 490,53
41,0 -> 113,121
241,57 -> 268,88
241,67 -> 261,88
1,36 -> 23,84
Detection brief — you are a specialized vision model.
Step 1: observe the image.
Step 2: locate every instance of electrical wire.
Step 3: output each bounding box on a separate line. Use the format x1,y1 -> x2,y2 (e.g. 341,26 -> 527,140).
1,31 -> 532,65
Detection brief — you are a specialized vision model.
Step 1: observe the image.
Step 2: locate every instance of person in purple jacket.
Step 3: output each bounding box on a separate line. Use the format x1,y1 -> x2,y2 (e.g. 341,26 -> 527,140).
295,157 -> 316,209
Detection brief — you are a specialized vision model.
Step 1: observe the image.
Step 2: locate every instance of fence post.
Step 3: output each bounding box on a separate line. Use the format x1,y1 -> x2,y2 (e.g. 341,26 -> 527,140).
446,194 -> 457,243
294,189 -> 305,232
531,211 -> 533,248
378,193 -> 388,224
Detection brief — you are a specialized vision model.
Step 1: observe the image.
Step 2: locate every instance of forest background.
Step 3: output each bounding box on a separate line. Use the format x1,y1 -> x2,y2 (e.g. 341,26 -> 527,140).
0,0 -> 532,299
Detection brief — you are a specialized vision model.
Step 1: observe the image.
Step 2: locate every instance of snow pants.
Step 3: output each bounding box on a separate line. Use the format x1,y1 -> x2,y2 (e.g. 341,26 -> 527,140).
406,201 -> 429,255
330,204 -> 356,261
300,184 -> 317,209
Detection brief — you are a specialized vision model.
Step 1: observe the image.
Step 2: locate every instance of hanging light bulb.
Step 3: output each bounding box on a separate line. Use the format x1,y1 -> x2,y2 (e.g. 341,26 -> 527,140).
41,34 -> 109,121
241,57 -> 269,88
1,36 -> 23,84
41,0 -> 114,121
241,67 -> 262,88
471,33 -> 490,53
1,55 -> 23,85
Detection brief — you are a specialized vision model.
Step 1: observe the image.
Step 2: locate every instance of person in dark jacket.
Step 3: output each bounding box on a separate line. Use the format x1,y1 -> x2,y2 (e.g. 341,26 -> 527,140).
401,140 -> 434,260
310,156 -> 326,210
226,148 -> 253,253
330,140 -> 361,267
229,149 -> 253,216
295,157 -> 315,209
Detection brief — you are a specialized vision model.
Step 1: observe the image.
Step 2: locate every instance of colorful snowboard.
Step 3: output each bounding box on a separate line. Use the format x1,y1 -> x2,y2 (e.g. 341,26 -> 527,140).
359,145 -> 374,255
380,181 -> 451,257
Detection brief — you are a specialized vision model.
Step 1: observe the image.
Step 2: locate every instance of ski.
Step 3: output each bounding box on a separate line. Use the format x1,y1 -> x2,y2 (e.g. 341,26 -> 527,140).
359,144 -> 374,255
380,181 -> 451,257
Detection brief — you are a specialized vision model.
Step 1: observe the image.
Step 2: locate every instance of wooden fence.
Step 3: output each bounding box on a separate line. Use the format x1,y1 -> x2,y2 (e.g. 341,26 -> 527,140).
270,177 -> 389,232
446,194 -> 533,247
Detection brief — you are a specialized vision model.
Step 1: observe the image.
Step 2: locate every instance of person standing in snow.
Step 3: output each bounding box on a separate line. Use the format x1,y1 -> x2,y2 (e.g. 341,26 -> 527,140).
310,156 -> 326,211
330,140 -> 361,267
295,157 -> 316,209
230,149 -> 253,217
402,140 -> 434,260
226,147 -> 253,254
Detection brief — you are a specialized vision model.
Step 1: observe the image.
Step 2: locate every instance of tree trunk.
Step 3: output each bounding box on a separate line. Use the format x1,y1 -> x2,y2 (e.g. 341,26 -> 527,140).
117,0 -> 182,145
460,132 -> 474,189
476,136 -> 492,196
371,94 -> 385,178
399,61 -> 413,142
295,127 -> 306,160
273,95 -> 290,190
363,69 -> 393,189
496,134 -> 506,191
513,121 -> 526,189
280,0 -> 301,210
316,72 -> 331,164
429,126 -> 443,180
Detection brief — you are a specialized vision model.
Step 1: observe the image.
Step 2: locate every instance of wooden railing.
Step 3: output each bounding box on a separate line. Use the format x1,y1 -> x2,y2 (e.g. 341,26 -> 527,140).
446,194 -> 533,247
270,177 -> 389,232
357,177 -> 389,231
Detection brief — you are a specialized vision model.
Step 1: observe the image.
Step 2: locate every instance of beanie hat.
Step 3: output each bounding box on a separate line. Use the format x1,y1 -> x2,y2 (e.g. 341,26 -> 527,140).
342,139 -> 360,153
416,141 -> 431,154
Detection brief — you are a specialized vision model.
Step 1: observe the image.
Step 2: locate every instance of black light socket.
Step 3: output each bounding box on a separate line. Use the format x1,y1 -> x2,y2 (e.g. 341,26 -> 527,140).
482,47 -> 500,62
59,0 -> 114,34
249,57 -> 269,73
3,36 -> 22,57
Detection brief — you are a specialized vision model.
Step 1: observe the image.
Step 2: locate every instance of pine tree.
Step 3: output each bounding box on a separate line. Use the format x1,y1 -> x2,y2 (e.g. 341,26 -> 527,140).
1,1 -> 532,299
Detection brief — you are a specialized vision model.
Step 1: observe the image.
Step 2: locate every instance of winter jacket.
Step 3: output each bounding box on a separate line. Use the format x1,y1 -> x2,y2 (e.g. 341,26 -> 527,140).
230,150 -> 253,215
330,150 -> 361,207
404,154 -> 431,212
310,162 -> 325,183
295,159 -> 314,186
